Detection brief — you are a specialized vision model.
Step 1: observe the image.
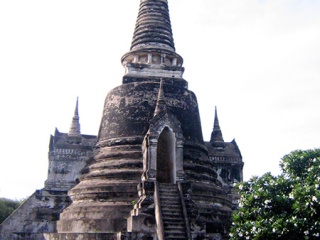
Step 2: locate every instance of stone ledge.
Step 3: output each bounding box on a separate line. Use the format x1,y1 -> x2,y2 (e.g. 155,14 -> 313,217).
44,232 -> 155,240
44,233 -> 117,240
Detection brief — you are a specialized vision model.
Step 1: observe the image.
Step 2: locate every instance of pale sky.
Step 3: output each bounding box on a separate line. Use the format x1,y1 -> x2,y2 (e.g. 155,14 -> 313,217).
0,0 -> 319,200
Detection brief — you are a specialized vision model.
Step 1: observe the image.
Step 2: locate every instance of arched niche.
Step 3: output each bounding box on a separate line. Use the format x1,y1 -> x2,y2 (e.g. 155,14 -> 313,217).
156,127 -> 176,183
141,111 -> 184,183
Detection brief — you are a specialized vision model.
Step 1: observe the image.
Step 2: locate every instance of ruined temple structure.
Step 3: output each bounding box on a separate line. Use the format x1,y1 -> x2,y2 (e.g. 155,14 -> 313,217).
0,0 -> 243,239
0,99 -> 97,240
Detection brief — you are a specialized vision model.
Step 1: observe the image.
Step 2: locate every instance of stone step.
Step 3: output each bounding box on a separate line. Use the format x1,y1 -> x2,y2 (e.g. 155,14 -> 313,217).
159,189 -> 179,193
165,233 -> 187,239
160,202 -> 180,206
160,195 -> 180,200
162,208 -> 181,213
163,220 -> 185,226
162,216 -> 185,222
161,201 -> 180,204
163,219 -> 185,224
159,189 -> 179,192
161,204 -> 181,209
164,224 -> 185,229
161,201 -> 181,206
164,225 -> 185,230
162,206 -> 182,211
165,229 -> 186,234
159,184 -> 187,239
162,211 -> 184,217
161,203 -> 180,208
162,211 -> 183,217
165,230 -> 187,235
164,221 -> 185,226
159,187 -> 177,190
164,219 -> 185,224
159,190 -> 179,193
160,192 -> 179,198
159,191 -> 179,196
165,237 -> 187,239
159,190 -> 180,194
162,213 -> 183,218
159,187 -> 178,190
165,236 -> 187,240
159,183 -> 178,187
159,188 -> 179,192
161,206 -> 182,211
159,195 -> 180,200
161,202 -> 181,207
162,207 -> 182,212
160,197 -> 179,201
162,214 -> 184,219
160,200 -> 180,205
161,203 -> 181,207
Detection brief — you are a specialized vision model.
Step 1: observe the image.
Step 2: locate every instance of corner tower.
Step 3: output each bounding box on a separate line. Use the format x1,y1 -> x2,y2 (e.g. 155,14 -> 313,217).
207,107 -> 243,185
206,107 -> 244,210
46,1 -> 234,239
0,99 -> 96,240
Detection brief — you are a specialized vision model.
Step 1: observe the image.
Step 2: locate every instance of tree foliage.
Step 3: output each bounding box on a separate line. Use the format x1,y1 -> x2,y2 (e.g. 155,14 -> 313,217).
0,198 -> 21,224
230,149 -> 320,240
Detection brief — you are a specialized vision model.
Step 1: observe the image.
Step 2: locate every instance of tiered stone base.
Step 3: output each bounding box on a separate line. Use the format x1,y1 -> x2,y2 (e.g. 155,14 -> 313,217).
44,233 -> 116,240
44,232 -> 155,240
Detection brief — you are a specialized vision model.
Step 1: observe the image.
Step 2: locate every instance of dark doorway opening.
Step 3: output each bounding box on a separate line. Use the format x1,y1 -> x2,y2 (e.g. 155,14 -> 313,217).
156,127 -> 176,183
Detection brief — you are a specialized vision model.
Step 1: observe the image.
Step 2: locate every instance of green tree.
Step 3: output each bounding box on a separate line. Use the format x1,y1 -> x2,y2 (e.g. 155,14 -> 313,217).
230,149 -> 320,240
0,198 -> 21,224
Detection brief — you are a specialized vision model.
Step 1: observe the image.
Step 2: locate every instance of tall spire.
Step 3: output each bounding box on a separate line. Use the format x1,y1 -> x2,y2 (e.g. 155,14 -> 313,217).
154,79 -> 167,116
121,0 -> 184,80
68,97 -> 81,137
210,106 -> 225,148
131,0 -> 175,52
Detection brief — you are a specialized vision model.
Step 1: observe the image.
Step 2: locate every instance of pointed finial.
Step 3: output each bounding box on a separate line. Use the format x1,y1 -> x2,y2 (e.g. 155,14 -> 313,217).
68,97 -> 81,137
210,106 -> 225,148
154,79 -> 167,116
74,97 -> 79,117
214,106 -> 220,129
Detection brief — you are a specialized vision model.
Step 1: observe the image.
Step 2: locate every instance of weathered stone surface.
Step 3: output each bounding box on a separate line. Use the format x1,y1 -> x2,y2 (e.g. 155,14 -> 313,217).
0,115 -> 96,240
0,190 -> 70,240
97,80 -> 203,146
44,233 -> 117,240
1,1 -> 244,239
45,129 -> 96,191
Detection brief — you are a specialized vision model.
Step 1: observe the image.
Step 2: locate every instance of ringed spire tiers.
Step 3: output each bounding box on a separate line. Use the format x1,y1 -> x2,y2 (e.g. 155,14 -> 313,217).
121,0 -> 184,80
131,0 -> 175,52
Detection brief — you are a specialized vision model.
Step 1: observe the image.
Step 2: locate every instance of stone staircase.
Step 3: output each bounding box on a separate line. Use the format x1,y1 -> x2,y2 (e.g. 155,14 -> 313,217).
158,183 -> 188,240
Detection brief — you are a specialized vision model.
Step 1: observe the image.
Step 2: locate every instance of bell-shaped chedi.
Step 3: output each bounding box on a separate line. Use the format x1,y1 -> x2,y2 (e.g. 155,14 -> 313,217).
46,1 -> 233,239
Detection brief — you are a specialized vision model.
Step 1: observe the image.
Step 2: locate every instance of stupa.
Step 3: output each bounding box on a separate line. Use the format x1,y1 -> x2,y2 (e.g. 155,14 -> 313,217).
0,1 -> 243,239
